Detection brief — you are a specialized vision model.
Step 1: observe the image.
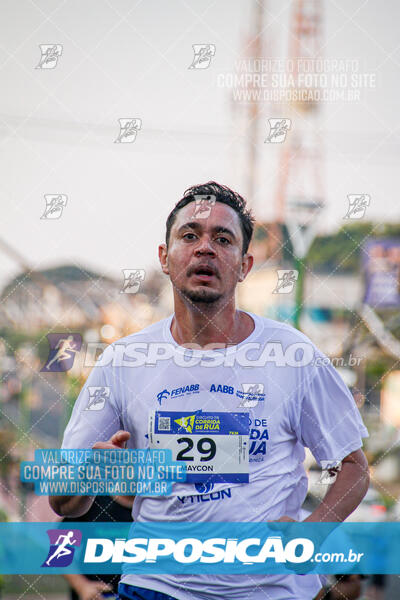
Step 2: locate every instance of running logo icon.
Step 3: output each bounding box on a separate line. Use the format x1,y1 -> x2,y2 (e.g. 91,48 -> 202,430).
41,333 -> 82,372
264,119 -> 291,143
42,529 -> 81,567
237,383 -> 265,408
85,387 -> 110,411
272,270 -> 298,294
192,194 -> 216,219
344,194 -> 370,220
36,44 -> 63,69
114,118 -> 142,143
188,44 -> 216,69
120,269 -> 146,293
319,460 -> 342,485
174,414 -> 196,433
41,194 -> 67,220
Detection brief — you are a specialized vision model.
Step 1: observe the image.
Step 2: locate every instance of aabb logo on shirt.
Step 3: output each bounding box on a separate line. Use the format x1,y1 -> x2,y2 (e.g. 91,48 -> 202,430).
210,384 -> 234,395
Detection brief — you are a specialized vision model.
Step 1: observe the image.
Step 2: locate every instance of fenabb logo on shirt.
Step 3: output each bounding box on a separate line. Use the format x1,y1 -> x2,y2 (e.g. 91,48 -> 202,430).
83,535 -> 315,565
156,384 -> 200,404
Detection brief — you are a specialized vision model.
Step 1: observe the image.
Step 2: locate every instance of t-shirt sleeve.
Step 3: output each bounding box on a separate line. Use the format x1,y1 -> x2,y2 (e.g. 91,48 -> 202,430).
293,360 -> 369,466
62,347 -> 123,449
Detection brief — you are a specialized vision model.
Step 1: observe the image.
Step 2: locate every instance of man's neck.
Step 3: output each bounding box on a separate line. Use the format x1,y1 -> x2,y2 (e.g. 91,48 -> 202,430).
170,299 -> 254,348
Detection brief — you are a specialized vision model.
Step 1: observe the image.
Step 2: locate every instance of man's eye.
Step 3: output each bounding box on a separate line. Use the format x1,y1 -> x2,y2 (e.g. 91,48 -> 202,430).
217,237 -> 230,244
183,233 -> 196,240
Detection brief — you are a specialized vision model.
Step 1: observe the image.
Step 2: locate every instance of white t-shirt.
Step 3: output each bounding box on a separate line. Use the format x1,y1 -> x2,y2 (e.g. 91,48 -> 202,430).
62,312 -> 368,600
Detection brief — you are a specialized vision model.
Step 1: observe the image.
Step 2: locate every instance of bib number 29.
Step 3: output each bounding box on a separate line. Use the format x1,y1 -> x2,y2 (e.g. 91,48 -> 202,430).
176,437 -> 216,462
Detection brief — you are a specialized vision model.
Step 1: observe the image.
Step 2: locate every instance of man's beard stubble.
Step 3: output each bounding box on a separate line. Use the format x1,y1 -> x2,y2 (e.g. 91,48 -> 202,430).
179,286 -> 223,304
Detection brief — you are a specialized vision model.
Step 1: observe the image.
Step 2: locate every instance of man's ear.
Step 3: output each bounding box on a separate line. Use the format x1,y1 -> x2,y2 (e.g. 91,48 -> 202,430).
158,243 -> 169,275
238,253 -> 254,282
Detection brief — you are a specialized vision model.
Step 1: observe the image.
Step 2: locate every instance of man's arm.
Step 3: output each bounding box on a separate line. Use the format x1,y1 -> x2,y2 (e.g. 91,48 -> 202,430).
304,448 -> 370,523
63,574 -> 112,600
49,495 -> 95,519
48,431 -> 130,517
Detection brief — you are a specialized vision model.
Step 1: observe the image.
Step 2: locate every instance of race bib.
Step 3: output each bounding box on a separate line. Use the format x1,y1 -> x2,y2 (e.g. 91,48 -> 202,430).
148,410 -> 249,483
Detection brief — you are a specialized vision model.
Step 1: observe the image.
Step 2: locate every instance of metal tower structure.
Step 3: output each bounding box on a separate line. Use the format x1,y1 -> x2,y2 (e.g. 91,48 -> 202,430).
276,0 -> 324,222
244,0 -> 266,207
275,0 -> 325,328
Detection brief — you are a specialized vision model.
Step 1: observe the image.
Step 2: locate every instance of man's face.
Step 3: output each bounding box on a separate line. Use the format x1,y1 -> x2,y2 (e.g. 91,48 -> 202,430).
159,201 -> 253,305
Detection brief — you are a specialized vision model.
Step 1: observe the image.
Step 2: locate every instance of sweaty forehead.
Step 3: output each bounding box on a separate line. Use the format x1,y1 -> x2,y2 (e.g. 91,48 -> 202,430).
172,200 -> 242,233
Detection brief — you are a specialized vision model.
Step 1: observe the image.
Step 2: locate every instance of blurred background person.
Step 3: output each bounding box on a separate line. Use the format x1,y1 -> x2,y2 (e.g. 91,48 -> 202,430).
62,495 -> 133,600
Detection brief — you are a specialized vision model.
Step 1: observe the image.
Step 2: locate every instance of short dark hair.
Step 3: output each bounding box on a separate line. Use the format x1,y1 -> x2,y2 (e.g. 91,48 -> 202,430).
165,181 -> 255,254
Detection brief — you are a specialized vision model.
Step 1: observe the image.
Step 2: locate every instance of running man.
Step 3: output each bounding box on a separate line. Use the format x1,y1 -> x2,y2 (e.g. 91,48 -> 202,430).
50,182 -> 370,600
46,531 -> 77,566
45,335 -> 77,370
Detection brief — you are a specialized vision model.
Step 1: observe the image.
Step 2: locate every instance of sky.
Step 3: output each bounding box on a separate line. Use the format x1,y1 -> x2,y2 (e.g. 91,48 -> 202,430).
0,0 -> 399,291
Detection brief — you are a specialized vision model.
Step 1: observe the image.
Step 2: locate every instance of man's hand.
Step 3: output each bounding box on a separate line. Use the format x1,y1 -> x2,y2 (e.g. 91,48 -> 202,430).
63,574 -> 113,600
92,430 -> 130,450
78,579 -> 113,600
49,431 -> 131,517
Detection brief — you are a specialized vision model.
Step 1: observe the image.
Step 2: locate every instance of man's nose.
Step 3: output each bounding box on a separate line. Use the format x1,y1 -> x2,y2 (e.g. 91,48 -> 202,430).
194,236 -> 216,255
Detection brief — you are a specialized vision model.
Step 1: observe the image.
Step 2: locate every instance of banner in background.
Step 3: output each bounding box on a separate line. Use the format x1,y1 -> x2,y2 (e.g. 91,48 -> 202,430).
363,239 -> 400,307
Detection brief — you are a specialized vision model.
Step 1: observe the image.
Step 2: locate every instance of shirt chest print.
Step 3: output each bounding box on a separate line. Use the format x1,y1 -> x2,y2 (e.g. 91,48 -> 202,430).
249,416 -> 269,459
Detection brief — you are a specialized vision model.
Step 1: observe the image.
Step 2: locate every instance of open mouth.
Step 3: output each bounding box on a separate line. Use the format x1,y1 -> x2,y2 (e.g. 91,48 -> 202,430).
191,265 -> 217,280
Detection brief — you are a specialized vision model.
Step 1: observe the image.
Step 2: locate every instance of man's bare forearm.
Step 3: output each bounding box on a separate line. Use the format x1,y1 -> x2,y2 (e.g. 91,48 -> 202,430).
62,573 -> 88,590
48,494 -> 95,518
49,432 -> 131,517
305,449 -> 370,523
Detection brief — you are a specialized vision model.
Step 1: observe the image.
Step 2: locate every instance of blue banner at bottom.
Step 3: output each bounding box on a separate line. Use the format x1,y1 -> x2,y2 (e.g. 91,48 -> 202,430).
0,522 -> 397,575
